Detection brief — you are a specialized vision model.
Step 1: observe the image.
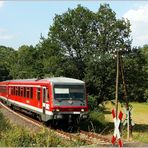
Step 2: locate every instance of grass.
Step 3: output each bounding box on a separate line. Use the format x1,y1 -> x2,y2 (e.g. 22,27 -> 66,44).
104,101 -> 148,124
0,112 -> 87,147
1,101 -> 147,145
131,102 -> 148,124
80,110 -> 107,133
104,101 -> 148,143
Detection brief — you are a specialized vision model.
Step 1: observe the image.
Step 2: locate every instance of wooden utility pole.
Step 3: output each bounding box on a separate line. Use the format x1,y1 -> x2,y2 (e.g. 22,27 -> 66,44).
115,51 -> 119,118
113,49 -> 134,142
111,51 -> 123,147
119,54 -> 132,141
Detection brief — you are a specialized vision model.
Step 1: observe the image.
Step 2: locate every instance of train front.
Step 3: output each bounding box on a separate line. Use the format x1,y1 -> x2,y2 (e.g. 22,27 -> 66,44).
50,77 -> 88,123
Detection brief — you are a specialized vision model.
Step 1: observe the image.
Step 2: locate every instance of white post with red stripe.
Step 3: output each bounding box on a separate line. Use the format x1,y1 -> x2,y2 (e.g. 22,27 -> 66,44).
111,108 -> 123,147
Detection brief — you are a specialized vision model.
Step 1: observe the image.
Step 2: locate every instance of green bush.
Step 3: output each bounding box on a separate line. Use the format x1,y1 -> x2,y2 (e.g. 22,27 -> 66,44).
0,112 -> 10,132
144,89 -> 148,103
0,126 -> 34,147
88,95 -> 106,111
89,110 -> 106,126
0,112 -> 87,147
34,129 -> 61,147
80,110 -> 106,132
88,95 -> 98,110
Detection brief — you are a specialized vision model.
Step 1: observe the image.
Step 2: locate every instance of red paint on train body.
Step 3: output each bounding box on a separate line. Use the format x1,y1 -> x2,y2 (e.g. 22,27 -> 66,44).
0,77 -> 88,122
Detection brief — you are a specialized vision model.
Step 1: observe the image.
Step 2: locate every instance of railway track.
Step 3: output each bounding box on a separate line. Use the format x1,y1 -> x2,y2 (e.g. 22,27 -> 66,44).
0,101 -> 112,146
79,130 -> 111,145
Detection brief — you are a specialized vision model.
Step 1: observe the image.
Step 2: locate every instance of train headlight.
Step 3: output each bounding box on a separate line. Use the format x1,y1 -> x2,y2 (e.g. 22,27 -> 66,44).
81,109 -> 84,112
56,109 -> 60,112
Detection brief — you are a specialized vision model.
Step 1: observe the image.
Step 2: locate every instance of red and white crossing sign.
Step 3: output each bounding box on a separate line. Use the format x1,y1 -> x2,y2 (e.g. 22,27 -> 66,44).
111,109 -> 123,148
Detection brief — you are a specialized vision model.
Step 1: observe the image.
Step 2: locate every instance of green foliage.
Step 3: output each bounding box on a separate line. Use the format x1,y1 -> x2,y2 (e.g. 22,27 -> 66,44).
85,53 -> 116,104
47,4 -> 131,81
0,4 -> 147,105
33,129 -> 61,147
0,112 -> 87,147
133,132 -> 148,143
10,45 -> 39,79
89,110 -> 106,126
36,37 -> 65,77
88,95 -> 98,110
95,4 -> 131,53
79,110 -> 106,132
0,46 -> 15,81
0,126 -> 34,147
0,112 -> 10,132
123,47 -> 147,102
48,5 -> 96,79
144,89 -> 148,103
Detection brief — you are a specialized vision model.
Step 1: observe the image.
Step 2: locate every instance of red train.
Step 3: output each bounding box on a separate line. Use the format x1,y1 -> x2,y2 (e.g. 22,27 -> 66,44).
0,77 -> 88,123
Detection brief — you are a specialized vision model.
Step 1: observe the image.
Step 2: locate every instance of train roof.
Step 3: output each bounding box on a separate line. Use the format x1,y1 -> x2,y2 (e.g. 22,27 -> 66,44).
43,77 -> 84,84
1,77 -> 84,85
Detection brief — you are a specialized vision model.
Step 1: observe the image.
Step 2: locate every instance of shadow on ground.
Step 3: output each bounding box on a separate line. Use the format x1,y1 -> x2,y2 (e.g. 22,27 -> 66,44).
133,123 -> 148,132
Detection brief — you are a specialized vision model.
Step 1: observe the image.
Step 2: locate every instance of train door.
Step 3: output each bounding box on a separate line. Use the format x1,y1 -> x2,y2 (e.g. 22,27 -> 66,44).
42,87 -> 47,116
37,87 -> 41,107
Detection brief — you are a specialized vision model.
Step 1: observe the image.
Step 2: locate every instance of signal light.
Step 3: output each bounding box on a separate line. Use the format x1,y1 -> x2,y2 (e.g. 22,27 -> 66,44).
56,109 -> 60,112
81,109 -> 84,112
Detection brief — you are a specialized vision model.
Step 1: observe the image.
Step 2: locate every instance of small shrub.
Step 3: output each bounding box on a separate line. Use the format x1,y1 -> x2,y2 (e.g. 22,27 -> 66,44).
88,95 -> 98,110
88,95 -> 106,111
144,89 -> 148,103
79,110 -> 107,133
34,128 -> 61,147
0,112 -> 89,147
89,110 -> 106,126
0,126 -> 34,147
0,112 -> 11,132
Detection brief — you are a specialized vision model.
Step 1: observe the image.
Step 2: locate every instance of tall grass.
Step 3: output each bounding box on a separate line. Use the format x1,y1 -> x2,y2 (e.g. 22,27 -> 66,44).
0,111 -> 87,147
104,101 -> 148,143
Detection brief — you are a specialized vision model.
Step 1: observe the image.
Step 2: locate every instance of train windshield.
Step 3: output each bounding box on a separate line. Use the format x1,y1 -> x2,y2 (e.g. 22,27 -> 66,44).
54,85 -> 85,100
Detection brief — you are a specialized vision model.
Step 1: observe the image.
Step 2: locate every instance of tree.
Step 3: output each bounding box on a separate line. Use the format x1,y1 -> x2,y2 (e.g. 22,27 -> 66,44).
95,4 -> 131,53
39,4 -> 132,104
141,45 -> 148,102
48,5 -> 96,79
123,46 -> 147,102
85,53 -> 116,104
36,36 -> 66,77
84,4 -> 132,103
10,45 -> 38,79
0,46 -> 15,81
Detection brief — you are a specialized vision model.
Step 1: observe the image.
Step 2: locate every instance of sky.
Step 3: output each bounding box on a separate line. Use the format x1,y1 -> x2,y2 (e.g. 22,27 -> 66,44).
0,1 -> 148,49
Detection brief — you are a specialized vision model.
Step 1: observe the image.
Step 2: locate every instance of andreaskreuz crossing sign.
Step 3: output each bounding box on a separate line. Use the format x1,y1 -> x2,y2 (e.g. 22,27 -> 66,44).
111,109 -> 123,148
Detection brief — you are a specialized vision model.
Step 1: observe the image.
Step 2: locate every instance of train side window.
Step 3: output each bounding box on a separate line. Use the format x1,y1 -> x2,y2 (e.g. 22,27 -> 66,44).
46,88 -> 49,102
30,87 -> 33,99
11,87 -> 13,95
0,86 -> 6,93
26,87 -> 30,98
43,88 -> 46,101
14,87 -> 15,95
13,87 -> 15,95
18,87 -> 20,96
37,88 -> 40,101
20,87 -> 23,96
11,87 -> 14,95
15,87 -> 17,95
15,87 -> 18,96
0,86 -> 1,93
24,87 -> 26,98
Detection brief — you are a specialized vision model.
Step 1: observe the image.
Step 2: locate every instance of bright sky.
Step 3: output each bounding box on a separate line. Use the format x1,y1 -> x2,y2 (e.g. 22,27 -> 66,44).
0,1 -> 148,49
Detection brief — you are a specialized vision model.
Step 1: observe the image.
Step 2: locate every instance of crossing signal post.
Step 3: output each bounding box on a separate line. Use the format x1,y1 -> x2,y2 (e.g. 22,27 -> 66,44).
119,51 -> 134,140
111,108 -> 123,147
111,51 -> 123,147
111,51 -> 134,147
